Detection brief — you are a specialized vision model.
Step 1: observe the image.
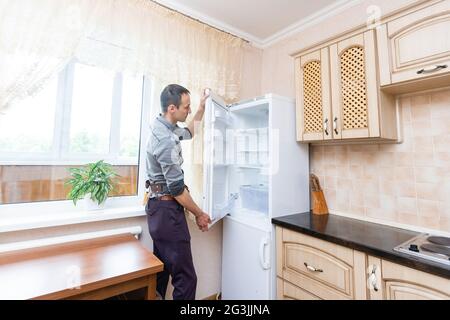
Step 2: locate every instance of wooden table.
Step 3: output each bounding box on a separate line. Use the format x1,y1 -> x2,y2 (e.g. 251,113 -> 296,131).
0,234 -> 163,300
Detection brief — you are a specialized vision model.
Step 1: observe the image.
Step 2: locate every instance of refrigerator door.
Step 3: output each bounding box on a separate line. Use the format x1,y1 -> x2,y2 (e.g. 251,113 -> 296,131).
221,216 -> 271,299
203,93 -> 234,225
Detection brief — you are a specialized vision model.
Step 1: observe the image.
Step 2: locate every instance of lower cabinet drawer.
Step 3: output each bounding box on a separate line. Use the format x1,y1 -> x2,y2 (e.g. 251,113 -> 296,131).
277,277 -> 321,300
283,271 -> 351,300
281,229 -> 355,299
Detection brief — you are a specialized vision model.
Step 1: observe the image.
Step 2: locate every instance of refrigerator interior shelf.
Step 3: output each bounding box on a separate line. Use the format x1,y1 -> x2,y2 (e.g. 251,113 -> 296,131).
235,165 -> 267,169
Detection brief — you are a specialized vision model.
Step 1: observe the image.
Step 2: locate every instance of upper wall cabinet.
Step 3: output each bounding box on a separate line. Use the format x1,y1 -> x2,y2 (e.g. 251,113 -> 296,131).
295,30 -> 398,143
330,32 -> 381,140
378,0 -> 450,93
295,48 -> 331,142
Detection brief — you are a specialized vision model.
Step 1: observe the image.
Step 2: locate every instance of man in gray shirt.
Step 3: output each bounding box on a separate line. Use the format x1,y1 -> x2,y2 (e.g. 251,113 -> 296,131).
145,84 -> 211,300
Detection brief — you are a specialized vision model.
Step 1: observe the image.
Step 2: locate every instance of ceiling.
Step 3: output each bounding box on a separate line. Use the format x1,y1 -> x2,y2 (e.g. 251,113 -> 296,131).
153,0 -> 360,47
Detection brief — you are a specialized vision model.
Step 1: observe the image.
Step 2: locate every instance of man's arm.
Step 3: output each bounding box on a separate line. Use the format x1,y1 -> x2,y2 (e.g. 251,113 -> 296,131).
187,89 -> 209,138
174,188 -> 211,232
153,137 -> 211,231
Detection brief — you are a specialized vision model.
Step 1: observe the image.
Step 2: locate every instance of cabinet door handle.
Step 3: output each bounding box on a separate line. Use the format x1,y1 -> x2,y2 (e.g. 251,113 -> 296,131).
369,264 -> 379,292
333,117 -> 338,135
416,64 -> 447,75
304,262 -> 323,273
324,118 -> 329,136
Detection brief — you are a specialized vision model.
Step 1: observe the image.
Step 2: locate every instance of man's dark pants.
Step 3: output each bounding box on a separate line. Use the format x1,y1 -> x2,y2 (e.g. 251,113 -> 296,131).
145,198 -> 197,300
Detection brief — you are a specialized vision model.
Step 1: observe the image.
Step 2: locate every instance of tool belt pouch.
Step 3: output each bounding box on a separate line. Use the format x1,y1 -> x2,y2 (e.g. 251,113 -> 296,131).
150,184 -> 164,193
143,180 -> 150,205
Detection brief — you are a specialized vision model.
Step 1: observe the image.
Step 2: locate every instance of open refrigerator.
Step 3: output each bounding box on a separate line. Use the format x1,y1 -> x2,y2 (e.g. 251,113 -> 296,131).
203,93 -> 309,299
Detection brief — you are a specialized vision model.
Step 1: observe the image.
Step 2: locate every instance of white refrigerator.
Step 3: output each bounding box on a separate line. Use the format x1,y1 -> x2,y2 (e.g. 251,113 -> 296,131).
203,93 -> 309,300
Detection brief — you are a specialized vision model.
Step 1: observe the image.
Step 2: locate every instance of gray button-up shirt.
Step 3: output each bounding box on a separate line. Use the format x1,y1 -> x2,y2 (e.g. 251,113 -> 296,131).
146,115 -> 192,197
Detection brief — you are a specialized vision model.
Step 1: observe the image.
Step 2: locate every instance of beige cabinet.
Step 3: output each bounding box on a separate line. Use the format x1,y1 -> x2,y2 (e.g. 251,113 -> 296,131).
295,48 -> 332,142
378,0 -> 450,92
367,256 -> 450,300
330,31 -> 381,139
276,226 -> 450,300
276,227 -> 367,300
295,30 -> 398,143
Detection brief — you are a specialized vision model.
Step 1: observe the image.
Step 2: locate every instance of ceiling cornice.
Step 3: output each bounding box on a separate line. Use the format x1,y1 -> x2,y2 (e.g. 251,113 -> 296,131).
261,0 -> 363,48
153,0 -> 363,48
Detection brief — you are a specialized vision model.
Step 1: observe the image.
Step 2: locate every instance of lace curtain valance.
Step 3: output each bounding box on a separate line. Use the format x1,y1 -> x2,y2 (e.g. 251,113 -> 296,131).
0,0 -> 245,112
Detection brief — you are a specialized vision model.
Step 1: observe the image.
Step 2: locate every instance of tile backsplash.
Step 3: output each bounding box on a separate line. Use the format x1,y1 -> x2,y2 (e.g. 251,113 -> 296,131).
310,88 -> 450,232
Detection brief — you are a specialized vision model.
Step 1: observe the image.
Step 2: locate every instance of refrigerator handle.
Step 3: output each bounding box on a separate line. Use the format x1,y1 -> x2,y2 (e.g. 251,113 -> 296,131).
259,237 -> 270,270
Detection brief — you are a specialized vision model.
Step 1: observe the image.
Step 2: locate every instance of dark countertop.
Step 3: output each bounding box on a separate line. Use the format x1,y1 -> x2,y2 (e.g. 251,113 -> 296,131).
272,212 -> 450,279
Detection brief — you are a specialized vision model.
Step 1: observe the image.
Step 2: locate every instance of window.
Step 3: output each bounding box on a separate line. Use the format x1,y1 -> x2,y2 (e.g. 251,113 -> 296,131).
69,64 -> 114,155
0,77 -> 58,154
0,61 -> 146,205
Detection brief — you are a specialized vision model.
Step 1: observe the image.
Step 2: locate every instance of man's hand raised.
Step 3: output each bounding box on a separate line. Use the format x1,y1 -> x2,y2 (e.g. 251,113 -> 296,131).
199,88 -> 210,110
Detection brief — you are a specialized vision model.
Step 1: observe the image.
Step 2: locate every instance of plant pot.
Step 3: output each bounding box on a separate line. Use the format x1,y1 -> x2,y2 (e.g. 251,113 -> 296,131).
83,193 -> 107,211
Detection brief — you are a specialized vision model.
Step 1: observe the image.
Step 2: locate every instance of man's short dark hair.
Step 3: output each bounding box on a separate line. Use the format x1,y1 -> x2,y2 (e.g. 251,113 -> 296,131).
160,84 -> 190,113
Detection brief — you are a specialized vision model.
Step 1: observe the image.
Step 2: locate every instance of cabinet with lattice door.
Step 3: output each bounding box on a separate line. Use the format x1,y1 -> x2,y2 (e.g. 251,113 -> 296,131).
295,29 -> 398,143
295,48 -> 331,141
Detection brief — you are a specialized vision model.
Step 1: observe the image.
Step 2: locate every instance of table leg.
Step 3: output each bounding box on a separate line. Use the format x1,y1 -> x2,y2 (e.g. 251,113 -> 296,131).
145,275 -> 157,300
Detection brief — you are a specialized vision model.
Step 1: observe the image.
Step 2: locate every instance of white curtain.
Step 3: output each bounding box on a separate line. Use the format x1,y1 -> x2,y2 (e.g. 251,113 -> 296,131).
75,0 -> 245,103
0,0 -> 99,112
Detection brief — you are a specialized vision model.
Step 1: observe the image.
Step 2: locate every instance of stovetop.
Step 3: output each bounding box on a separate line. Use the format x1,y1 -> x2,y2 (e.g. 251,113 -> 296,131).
394,233 -> 450,266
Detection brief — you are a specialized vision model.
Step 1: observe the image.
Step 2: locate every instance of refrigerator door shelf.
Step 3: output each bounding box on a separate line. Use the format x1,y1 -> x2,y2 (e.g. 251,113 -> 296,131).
213,111 -> 233,126
210,193 -> 238,224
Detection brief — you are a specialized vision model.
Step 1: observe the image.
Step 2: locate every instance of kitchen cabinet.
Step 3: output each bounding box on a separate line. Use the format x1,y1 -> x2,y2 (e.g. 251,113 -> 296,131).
276,227 -> 367,300
294,30 -> 398,143
276,226 -> 450,300
378,0 -> 450,93
295,48 -> 332,142
367,256 -> 450,300
294,0 -> 450,142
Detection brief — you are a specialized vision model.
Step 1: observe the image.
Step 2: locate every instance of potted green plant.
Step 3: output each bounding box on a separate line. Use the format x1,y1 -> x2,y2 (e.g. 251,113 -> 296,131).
66,160 -> 118,210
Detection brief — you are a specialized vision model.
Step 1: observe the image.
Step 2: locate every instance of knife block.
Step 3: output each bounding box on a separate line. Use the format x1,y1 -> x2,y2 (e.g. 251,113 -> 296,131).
311,190 -> 329,215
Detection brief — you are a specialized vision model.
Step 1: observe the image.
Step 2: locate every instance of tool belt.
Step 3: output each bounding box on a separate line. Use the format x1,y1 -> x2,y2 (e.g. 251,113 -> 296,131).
153,195 -> 175,201
143,181 -> 189,203
145,181 -> 190,194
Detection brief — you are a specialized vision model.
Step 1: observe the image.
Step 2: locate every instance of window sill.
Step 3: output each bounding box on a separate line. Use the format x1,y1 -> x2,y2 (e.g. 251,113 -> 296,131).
0,206 -> 146,233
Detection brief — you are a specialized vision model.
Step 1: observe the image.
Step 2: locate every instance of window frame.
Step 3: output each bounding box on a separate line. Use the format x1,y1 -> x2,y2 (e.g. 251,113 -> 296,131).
0,65 -> 154,215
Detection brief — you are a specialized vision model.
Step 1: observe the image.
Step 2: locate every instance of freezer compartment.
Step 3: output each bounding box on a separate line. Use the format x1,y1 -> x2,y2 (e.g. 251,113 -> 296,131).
239,184 -> 268,214
222,216 -> 271,299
